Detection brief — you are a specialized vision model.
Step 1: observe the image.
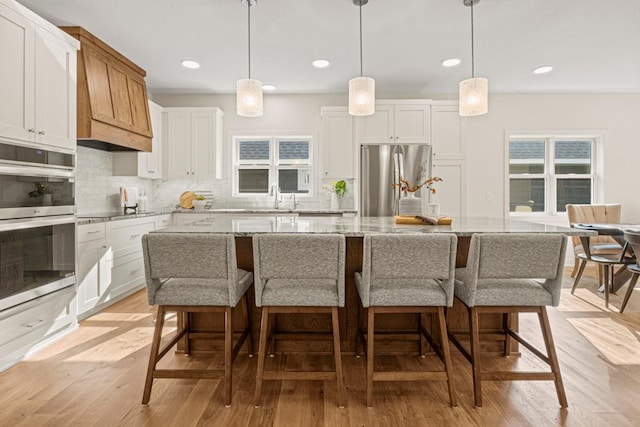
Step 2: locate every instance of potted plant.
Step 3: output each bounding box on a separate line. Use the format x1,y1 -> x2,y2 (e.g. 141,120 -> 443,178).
192,194 -> 207,212
323,180 -> 347,210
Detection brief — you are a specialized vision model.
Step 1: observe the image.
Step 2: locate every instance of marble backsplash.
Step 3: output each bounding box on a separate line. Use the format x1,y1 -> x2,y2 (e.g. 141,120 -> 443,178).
75,147 -> 354,213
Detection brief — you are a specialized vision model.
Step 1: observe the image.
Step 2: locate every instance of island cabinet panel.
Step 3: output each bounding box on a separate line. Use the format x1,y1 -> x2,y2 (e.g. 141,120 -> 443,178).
181,234 -> 506,355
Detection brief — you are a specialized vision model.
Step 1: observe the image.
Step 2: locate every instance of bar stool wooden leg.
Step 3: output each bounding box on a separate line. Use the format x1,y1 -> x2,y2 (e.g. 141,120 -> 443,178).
437,307 -> 457,407
182,312 -> 191,355
331,307 -> 345,408
620,273 -> 639,313
571,260 -> 587,294
143,306 -> 166,404
268,313 -> 277,357
254,307 -> 270,408
503,313 -> 512,356
242,293 -> 254,356
469,307 -> 483,407
354,302 -> 362,357
538,307 -> 568,408
224,306 -> 233,407
366,307 -> 375,408
419,313 -> 427,357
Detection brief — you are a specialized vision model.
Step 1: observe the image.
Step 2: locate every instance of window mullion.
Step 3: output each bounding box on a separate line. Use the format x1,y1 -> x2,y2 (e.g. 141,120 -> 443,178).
547,137 -> 556,214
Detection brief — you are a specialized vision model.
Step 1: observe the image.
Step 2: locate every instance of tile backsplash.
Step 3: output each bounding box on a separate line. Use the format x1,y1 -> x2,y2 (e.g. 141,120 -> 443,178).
76,147 -> 355,213
75,147 -> 153,214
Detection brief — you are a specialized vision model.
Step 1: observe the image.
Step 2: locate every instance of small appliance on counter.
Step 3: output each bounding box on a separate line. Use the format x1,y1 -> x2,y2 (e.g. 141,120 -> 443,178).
120,187 -> 138,214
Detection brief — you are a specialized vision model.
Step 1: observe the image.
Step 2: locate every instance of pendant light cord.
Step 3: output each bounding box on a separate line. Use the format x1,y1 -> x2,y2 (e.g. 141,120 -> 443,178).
470,1 -> 475,78
359,2 -> 363,77
247,2 -> 252,79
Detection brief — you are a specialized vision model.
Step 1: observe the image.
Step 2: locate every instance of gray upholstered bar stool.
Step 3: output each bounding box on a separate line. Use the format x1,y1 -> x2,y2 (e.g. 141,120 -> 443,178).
141,233 -> 253,407
449,233 -> 568,408
354,233 -> 458,408
252,233 -> 346,408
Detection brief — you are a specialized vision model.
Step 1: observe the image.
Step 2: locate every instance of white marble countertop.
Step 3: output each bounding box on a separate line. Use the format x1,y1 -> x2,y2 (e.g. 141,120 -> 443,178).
153,216 -> 595,237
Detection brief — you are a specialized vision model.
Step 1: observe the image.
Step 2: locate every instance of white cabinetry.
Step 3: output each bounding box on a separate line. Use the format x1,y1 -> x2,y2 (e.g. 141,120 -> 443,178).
431,101 -> 463,159
430,101 -> 465,218
76,216 -> 155,319
165,107 -> 223,180
112,100 -> 164,178
155,214 -> 172,229
357,101 -> 431,144
0,1 -> 78,151
321,107 -> 354,179
0,286 -> 76,372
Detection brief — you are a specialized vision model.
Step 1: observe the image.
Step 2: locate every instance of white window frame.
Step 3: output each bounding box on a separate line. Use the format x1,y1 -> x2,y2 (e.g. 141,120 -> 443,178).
232,135 -> 314,198
504,130 -> 604,219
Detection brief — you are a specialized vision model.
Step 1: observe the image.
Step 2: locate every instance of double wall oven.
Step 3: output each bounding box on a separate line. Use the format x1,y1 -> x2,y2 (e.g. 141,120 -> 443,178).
0,142 -> 76,311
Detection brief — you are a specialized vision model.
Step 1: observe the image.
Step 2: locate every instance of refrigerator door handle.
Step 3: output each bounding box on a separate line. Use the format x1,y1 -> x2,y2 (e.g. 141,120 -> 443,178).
361,145 -> 369,216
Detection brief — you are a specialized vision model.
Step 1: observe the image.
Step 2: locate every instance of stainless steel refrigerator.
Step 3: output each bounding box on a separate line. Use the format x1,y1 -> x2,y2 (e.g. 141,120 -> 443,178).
360,144 -> 433,217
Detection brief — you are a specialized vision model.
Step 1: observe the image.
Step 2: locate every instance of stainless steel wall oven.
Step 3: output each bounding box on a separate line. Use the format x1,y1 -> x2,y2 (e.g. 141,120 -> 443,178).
0,142 -> 76,311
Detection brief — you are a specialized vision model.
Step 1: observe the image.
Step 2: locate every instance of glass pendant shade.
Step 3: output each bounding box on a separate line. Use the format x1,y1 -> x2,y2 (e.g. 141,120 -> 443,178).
459,77 -> 488,117
236,78 -> 263,117
348,77 -> 375,116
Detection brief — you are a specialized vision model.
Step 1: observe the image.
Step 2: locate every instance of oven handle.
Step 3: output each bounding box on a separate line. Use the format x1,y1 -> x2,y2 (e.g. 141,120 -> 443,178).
0,215 -> 76,232
0,164 -> 74,179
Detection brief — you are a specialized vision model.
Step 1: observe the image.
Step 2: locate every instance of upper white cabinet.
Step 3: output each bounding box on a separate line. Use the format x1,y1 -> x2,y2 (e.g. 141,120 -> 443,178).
0,1 -> 78,151
357,101 -> 431,144
321,107 -> 354,178
431,101 -> 464,159
113,100 -> 164,178
165,107 -> 223,180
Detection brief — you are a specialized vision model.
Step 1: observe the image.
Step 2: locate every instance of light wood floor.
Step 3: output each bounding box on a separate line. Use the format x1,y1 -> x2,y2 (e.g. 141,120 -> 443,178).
1,268 -> 640,426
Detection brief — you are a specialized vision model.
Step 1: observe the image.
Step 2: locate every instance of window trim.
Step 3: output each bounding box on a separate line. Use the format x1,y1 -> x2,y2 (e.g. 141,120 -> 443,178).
232,135 -> 314,198
504,130 -> 605,218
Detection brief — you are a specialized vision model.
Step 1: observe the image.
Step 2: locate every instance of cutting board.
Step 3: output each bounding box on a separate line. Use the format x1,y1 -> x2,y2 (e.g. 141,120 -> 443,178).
394,215 -> 453,225
180,191 -> 197,209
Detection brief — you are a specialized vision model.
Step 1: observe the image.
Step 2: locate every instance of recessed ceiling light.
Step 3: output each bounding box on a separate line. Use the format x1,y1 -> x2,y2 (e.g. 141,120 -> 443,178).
533,65 -> 553,74
181,59 -> 200,69
312,59 -> 330,68
263,84 -> 276,91
441,58 -> 461,67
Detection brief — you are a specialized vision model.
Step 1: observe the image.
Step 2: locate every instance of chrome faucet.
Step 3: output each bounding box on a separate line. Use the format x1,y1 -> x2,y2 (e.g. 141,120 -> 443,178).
291,193 -> 298,210
271,184 -> 282,209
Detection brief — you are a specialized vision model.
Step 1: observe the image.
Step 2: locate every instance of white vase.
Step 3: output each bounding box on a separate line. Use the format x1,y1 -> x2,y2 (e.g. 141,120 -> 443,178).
42,194 -> 53,206
398,192 -> 422,216
330,193 -> 340,210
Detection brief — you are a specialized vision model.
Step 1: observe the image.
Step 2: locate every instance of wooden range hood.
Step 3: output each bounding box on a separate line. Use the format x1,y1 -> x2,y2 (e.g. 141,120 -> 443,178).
61,27 -> 152,151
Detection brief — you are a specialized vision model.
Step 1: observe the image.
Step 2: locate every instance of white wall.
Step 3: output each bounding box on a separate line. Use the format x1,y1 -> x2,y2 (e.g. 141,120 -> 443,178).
463,93 -> 640,222
151,92 -> 640,221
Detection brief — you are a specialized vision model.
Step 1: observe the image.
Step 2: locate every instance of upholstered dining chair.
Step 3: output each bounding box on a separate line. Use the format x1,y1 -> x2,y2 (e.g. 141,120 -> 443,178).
252,233 -> 346,408
449,233 -> 568,408
141,233 -> 254,407
620,230 -> 640,313
566,204 -> 623,279
354,233 -> 458,408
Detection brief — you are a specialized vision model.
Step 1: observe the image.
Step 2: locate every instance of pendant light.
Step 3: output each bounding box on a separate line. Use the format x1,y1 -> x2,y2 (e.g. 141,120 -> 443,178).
459,0 -> 488,117
237,0 -> 263,117
348,0 -> 375,116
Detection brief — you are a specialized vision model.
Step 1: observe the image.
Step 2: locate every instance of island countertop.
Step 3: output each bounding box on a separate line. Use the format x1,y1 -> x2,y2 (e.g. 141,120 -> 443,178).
153,215 -> 595,237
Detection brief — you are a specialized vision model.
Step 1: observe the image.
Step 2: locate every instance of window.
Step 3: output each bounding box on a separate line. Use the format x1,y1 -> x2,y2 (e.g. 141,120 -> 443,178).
508,137 -> 597,214
233,136 -> 312,196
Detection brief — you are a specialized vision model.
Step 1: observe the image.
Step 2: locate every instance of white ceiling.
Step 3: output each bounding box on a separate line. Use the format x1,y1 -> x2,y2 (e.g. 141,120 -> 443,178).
17,0 -> 640,96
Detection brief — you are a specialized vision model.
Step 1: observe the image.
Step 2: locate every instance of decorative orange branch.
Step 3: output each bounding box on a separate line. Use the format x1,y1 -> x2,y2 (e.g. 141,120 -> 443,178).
392,176 -> 443,194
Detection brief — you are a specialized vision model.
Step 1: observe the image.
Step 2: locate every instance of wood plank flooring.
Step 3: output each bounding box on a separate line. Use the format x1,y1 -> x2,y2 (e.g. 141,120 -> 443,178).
1,267 -> 639,426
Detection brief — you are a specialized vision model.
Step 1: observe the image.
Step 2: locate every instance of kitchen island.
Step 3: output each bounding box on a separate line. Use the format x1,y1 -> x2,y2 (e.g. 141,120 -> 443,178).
153,216 -> 594,354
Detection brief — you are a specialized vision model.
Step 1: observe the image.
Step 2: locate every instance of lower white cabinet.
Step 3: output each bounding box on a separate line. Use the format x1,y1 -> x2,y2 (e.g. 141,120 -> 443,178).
76,216 -> 156,319
155,214 -> 172,229
0,286 -> 76,372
